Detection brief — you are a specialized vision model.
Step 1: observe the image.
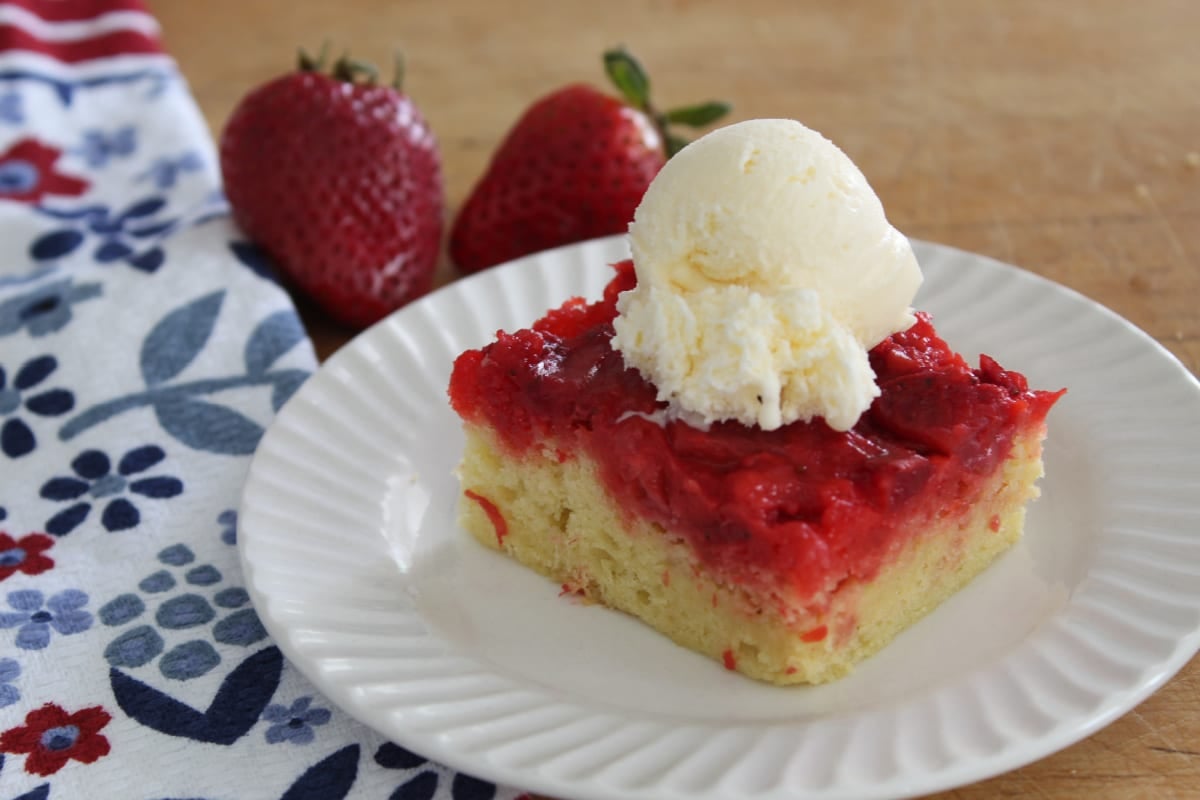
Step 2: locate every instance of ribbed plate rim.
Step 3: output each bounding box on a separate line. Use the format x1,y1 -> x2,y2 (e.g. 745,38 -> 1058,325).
240,235 -> 1200,800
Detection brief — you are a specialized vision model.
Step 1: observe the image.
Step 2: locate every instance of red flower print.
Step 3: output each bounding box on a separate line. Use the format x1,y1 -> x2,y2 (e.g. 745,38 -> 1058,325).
0,532 -> 55,581
0,703 -> 111,776
0,138 -> 89,204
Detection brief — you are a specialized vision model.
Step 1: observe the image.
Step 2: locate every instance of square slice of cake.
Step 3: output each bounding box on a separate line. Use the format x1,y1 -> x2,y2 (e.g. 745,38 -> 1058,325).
448,259 -> 1062,685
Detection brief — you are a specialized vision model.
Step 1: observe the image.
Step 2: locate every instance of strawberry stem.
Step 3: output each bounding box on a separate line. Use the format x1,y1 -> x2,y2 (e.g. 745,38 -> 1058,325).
663,133 -> 691,157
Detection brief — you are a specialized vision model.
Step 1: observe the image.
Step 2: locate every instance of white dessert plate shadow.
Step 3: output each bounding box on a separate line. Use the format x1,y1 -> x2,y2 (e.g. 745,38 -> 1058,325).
239,235 -> 1200,800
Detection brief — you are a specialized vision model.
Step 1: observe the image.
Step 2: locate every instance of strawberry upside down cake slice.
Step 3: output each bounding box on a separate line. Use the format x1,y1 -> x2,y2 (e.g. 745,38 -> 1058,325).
448,259 -> 1062,685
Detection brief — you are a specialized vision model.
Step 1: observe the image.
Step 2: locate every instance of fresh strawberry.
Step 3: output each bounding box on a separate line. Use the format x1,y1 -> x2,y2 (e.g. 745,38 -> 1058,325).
450,48 -> 729,273
220,49 -> 443,329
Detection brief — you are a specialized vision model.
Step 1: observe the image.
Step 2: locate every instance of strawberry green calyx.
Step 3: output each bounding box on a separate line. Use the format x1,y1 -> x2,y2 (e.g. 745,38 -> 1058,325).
331,56 -> 379,85
391,52 -> 405,92
603,48 -> 651,109
602,46 -> 731,157
664,102 -> 732,127
297,42 -> 330,72
295,45 -> 406,91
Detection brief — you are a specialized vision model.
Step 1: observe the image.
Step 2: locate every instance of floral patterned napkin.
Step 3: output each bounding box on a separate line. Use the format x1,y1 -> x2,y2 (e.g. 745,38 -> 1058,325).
0,3 -> 525,799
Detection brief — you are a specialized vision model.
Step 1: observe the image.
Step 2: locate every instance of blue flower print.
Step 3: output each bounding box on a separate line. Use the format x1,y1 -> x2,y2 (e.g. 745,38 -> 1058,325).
30,195 -> 177,273
375,741 -> 427,769
40,446 -> 183,535
0,657 -> 19,707
375,742 -> 502,800
0,355 -> 74,458
136,151 -> 203,190
218,509 -> 237,545
0,277 -> 102,338
229,240 -> 279,283
0,589 -> 92,650
0,91 -> 22,125
0,267 -> 55,288
261,696 -> 331,745
73,127 -> 136,168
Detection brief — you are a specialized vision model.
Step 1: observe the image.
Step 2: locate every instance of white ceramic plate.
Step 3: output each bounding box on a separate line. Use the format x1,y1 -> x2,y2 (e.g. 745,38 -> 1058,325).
239,236 -> 1200,800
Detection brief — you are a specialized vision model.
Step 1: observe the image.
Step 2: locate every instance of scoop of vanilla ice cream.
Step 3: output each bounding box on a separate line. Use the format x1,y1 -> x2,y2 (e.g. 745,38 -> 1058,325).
610,118 -> 922,431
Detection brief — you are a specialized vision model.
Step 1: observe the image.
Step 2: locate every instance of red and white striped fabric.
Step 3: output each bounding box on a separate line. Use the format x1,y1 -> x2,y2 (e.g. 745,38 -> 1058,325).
0,0 -> 206,252
0,0 -> 161,63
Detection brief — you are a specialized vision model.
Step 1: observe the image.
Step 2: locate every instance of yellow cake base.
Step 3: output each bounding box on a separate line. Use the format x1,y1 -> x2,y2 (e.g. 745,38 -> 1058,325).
456,426 -> 1046,685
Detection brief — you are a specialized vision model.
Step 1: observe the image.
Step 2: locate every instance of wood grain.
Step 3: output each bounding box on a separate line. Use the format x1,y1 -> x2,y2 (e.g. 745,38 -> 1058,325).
146,1 -> 1200,796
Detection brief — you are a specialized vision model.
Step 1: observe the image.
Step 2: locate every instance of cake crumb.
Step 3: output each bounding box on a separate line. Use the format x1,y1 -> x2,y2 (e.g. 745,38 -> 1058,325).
558,583 -> 590,603
1135,183 -> 1151,199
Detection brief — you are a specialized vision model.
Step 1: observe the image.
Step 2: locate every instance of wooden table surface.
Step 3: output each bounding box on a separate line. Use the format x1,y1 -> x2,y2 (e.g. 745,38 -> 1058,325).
148,1 -> 1199,797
